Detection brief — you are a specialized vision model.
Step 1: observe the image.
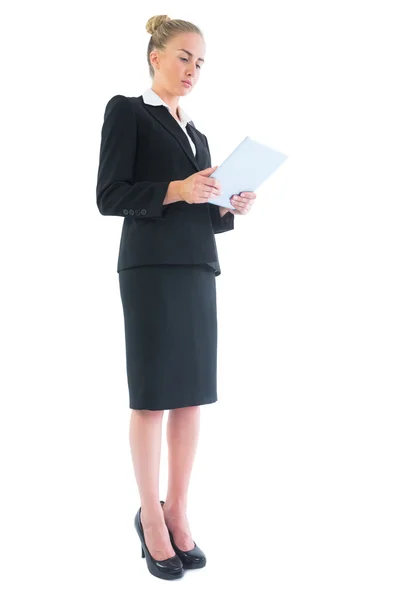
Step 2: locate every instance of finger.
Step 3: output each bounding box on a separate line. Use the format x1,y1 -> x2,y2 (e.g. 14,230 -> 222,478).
204,183 -> 222,195
200,190 -> 219,200
201,176 -> 222,191
231,199 -> 251,213
200,191 -> 221,202
236,196 -> 254,207
231,196 -> 247,209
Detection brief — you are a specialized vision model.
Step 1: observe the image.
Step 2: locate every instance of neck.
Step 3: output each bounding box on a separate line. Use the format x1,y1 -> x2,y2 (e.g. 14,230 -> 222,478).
151,84 -> 180,119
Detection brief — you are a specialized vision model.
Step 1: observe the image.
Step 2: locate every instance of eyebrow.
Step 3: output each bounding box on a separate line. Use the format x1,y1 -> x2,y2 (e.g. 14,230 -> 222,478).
177,48 -> 205,63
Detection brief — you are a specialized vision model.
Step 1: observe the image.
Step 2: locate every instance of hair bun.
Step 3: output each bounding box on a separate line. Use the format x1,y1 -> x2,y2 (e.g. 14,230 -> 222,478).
146,15 -> 171,35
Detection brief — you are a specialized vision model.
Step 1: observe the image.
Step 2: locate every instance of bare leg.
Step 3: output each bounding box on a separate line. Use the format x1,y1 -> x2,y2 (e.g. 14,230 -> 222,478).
162,405 -> 201,551
129,409 -> 175,561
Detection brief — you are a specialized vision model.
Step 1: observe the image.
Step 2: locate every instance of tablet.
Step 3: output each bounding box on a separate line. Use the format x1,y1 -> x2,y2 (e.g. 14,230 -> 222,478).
207,136 -> 288,209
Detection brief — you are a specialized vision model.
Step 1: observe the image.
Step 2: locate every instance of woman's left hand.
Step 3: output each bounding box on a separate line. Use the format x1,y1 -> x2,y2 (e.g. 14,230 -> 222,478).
229,192 -> 256,215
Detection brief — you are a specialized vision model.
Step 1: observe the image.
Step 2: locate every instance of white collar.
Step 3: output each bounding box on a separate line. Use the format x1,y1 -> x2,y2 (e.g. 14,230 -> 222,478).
142,87 -> 192,126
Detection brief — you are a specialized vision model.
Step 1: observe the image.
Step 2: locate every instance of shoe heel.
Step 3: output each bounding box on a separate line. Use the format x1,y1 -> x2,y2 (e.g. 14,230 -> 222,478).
141,545 -> 145,558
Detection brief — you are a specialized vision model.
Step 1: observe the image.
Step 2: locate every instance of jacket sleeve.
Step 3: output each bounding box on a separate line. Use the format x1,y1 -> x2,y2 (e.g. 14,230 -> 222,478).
203,135 -> 235,234
96,95 -> 169,218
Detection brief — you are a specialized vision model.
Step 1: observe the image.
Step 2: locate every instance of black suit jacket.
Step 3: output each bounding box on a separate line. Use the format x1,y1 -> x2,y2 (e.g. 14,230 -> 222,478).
96,95 -> 234,275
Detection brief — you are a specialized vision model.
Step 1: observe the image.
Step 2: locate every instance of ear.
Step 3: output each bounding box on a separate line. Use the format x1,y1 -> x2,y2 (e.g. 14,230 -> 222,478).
149,50 -> 160,69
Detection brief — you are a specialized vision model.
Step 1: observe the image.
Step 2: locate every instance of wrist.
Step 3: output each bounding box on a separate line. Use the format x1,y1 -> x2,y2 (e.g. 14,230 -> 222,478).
164,181 -> 183,205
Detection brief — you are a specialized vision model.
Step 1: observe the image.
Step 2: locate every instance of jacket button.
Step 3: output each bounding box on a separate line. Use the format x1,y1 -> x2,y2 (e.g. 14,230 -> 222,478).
140,209 -> 147,216
135,209 -> 141,216
128,209 -> 134,215
123,209 -> 129,215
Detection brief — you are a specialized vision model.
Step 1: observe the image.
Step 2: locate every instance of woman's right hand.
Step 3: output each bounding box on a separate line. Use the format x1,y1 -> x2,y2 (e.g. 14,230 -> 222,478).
178,166 -> 222,204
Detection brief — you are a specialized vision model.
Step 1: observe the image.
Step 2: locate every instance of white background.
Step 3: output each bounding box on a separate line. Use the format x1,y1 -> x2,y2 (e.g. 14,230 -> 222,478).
1,0 -> 399,597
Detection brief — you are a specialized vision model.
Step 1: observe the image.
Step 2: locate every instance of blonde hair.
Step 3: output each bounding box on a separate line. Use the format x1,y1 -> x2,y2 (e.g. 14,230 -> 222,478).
145,15 -> 203,79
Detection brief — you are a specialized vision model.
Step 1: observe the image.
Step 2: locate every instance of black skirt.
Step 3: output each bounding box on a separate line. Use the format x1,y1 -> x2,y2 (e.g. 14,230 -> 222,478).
118,264 -> 218,410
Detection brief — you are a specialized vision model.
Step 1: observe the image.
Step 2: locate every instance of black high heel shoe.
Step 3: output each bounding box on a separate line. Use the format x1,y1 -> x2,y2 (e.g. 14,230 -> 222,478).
134,507 -> 184,580
160,501 -> 207,569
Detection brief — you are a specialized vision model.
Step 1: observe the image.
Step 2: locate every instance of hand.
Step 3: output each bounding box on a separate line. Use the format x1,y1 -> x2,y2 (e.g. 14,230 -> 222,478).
227,192 -> 257,215
179,166 -> 222,204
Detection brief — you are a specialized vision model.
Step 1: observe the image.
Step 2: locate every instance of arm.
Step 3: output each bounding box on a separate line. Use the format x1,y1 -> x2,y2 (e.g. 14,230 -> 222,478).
204,135 -> 235,234
209,204 -> 234,233
96,95 -> 182,217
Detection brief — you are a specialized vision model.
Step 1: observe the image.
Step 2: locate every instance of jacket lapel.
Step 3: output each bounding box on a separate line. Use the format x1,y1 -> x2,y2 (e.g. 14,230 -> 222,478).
140,97 -> 208,171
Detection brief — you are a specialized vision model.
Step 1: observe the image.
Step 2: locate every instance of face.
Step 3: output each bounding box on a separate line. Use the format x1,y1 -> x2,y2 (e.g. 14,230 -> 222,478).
150,32 -> 206,96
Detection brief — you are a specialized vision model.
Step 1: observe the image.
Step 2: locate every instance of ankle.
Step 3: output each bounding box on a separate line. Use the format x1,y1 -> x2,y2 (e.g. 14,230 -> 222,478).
163,498 -> 187,515
141,503 -> 164,524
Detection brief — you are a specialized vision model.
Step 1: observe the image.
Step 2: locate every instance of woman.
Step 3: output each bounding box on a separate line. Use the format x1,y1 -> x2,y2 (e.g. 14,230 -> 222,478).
96,14 -> 256,580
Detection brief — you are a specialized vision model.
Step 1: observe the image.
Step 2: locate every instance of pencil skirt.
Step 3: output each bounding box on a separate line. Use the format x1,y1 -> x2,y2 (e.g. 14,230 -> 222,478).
118,264 -> 218,411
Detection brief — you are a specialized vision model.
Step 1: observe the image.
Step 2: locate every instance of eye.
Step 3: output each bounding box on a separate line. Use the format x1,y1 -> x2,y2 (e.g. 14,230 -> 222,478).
180,57 -> 202,69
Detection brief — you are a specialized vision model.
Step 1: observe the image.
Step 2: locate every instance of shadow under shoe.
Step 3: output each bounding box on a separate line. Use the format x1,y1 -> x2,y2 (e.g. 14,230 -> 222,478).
134,507 -> 184,580
160,500 -> 207,569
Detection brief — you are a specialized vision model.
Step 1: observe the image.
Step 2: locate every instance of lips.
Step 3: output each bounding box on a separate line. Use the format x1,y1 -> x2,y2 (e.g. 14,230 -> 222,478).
182,80 -> 192,87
